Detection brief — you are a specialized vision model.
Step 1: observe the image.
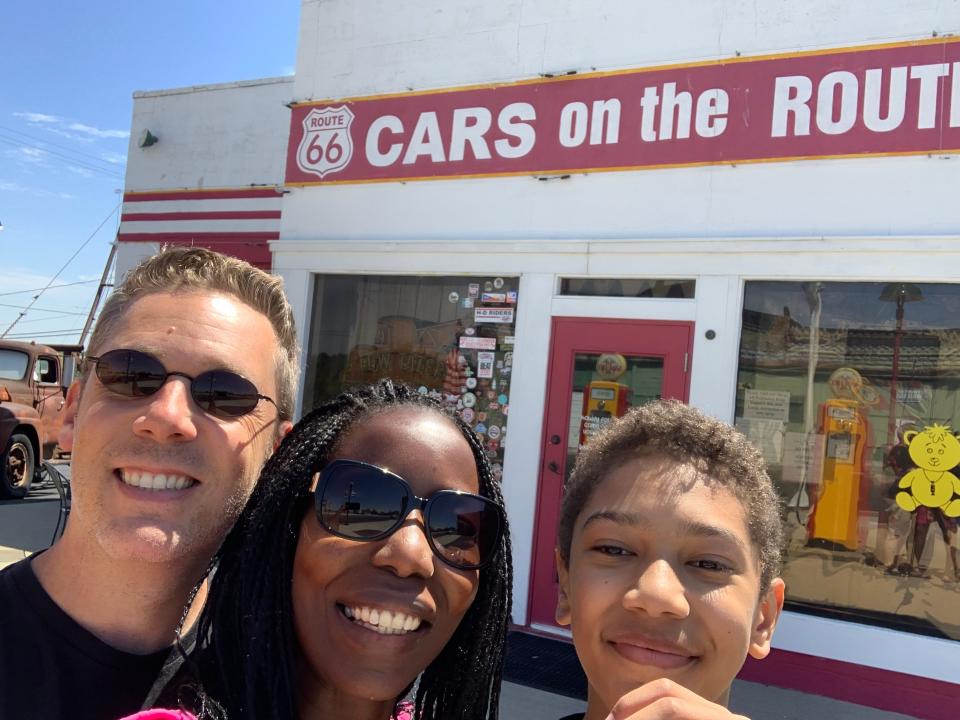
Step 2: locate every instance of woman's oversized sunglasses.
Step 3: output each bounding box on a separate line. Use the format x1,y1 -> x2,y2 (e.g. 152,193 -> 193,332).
86,348 -> 279,420
314,459 -> 505,570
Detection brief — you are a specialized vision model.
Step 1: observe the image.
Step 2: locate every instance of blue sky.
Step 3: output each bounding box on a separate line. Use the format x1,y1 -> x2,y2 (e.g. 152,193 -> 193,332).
0,2 -> 300,345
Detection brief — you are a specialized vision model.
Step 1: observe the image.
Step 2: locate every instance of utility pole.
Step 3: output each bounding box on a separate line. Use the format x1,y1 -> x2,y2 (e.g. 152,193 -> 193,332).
78,241 -> 117,348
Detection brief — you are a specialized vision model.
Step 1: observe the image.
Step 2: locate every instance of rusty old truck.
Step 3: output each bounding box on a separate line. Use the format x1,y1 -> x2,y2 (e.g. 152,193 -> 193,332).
0,340 -> 79,498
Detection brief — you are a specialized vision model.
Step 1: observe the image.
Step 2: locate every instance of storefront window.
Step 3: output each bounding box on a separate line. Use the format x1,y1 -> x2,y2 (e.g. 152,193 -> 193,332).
737,281 -> 960,640
559,278 -> 695,298
303,274 -> 519,478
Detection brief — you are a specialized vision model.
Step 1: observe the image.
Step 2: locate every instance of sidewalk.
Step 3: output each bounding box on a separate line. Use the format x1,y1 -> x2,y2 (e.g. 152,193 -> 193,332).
498,678 -> 919,719
501,631 -> 919,720
0,544 -> 28,570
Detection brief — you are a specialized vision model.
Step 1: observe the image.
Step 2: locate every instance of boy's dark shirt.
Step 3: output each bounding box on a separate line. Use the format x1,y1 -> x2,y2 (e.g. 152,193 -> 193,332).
0,555 -> 168,720
558,714 -> 584,720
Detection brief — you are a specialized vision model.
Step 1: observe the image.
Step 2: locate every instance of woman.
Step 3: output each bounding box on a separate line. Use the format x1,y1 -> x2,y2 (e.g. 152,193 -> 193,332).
165,380 -> 512,720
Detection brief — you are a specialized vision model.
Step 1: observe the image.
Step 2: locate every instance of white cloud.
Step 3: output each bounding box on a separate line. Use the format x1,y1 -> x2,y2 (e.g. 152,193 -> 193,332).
67,122 -> 129,140
15,147 -> 48,164
67,165 -> 93,178
100,151 -> 126,165
13,112 -> 61,123
14,111 -> 130,140
47,127 -> 96,144
0,180 -> 74,199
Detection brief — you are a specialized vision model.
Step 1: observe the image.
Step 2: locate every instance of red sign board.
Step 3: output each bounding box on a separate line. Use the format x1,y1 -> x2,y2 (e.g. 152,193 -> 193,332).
285,38 -> 960,185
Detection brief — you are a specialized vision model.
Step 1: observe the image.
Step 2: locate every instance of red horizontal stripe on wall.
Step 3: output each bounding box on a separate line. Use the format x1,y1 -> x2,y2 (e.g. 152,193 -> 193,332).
118,232 -> 280,243
121,210 -> 282,222
738,649 -> 959,719
123,187 -> 282,202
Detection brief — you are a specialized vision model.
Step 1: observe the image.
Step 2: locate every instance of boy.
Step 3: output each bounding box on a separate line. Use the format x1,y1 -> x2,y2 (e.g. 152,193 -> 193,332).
555,399 -> 785,720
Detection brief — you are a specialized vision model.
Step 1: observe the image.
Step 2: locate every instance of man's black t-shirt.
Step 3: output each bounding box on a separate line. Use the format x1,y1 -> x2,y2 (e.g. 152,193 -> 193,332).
0,556 -> 168,720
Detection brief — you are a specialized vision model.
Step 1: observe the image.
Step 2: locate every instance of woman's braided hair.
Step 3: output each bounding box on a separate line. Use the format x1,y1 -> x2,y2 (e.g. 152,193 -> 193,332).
192,379 -> 513,719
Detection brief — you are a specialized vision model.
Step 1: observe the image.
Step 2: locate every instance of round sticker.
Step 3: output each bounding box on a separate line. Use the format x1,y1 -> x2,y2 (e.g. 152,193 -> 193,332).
493,277 -> 504,289
475,422 -> 487,435
488,402 -> 500,411
502,404 -> 509,416
448,291 -> 459,303
487,425 -> 501,440
417,386 -> 428,395
462,392 -> 477,408
484,281 -> 494,292
486,390 -> 497,400
485,439 -> 500,453
465,327 -> 476,336
460,408 -> 475,424
492,463 -> 503,480
498,393 -> 508,405
466,377 -> 477,389
477,412 -> 487,422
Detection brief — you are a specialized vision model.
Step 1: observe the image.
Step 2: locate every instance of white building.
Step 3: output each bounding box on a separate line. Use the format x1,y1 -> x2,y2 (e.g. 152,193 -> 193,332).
120,2 -> 960,716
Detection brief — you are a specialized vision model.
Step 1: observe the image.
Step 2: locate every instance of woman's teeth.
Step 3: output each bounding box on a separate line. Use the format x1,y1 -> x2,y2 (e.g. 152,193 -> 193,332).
343,605 -> 422,635
121,470 -> 194,491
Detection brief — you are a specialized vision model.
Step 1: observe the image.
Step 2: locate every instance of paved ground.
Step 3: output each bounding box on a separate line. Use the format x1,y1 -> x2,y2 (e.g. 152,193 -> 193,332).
0,483 -> 920,720
497,679 -> 919,719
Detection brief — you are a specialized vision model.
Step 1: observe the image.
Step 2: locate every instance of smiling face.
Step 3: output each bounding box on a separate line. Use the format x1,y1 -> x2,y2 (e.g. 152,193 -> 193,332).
556,455 -> 783,712
59,290 -> 287,565
291,407 -> 481,710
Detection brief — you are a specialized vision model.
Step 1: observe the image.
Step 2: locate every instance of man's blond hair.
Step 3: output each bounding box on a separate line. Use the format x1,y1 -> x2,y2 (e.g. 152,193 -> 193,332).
87,246 -> 299,420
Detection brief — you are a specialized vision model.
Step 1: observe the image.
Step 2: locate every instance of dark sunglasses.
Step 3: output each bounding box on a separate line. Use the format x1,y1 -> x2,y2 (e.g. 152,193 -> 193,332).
314,459 -> 505,570
86,348 -> 279,420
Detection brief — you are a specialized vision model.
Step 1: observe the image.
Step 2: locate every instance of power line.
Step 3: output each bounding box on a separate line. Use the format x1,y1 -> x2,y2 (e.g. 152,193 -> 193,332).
0,279 -> 99,297
0,124 -> 127,167
0,135 -> 124,179
1,204 -> 120,338
4,329 -> 86,339
0,301 -> 88,317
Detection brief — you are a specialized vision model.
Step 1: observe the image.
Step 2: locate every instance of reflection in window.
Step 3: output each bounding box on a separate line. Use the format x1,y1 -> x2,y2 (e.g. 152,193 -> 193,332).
559,278 -> 695,298
737,281 -> 960,640
303,275 -> 519,476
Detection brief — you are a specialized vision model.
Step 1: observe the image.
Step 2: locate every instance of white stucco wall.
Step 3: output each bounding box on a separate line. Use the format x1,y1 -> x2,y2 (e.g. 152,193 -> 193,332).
273,0 -> 960,683
125,77 -> 293,191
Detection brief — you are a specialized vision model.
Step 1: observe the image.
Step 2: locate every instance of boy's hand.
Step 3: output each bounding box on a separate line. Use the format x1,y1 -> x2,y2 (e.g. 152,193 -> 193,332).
606,679 -> 750,720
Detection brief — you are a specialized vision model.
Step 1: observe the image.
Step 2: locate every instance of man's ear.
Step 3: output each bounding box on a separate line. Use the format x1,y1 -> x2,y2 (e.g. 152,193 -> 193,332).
748,577 -> 785,660
273,420 -> 294,451
57,380 -> 83,452
555,548 -> 572,627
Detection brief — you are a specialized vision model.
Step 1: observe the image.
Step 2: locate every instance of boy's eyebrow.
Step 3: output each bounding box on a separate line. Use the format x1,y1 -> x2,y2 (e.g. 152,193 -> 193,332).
581,511 -> 751,554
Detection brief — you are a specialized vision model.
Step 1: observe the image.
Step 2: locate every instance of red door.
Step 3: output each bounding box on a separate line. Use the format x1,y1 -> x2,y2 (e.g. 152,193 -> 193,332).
528,317 -> 694,627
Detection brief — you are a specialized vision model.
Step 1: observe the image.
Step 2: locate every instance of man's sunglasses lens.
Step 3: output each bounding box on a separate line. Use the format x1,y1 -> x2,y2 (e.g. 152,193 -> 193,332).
318,464 -> 408,538
426,492 -> 501,569
93,349 -> 261,418
94,349 -> 166,396
191,370 -> 260,417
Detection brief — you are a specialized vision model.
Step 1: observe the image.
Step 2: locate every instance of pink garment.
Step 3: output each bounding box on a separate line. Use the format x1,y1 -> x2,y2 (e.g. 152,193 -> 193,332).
118,711 -> 198,720
393,701 -> 414,720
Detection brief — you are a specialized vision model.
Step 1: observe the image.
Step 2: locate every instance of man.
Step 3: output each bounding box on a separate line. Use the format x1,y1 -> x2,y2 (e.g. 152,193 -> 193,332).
0,247 -> 298,720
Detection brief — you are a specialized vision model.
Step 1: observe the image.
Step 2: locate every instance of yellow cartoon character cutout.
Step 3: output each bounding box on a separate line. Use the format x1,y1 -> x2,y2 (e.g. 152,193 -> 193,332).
896,424 -> 960,517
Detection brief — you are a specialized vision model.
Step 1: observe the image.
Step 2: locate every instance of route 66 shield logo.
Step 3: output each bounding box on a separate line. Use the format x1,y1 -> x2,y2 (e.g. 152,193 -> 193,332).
296,106 -> 355,178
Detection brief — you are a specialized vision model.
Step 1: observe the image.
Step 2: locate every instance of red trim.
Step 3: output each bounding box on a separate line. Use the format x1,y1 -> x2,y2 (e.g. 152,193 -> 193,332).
528,318 -> 694,626
121,210 -> 282,222
123,188 -> 282,202
739,648 -> 960,719
117,232 -> 280,242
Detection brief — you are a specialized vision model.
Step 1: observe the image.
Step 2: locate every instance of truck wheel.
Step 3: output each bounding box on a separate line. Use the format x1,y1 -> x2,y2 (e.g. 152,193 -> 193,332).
1,434 -> 35,499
